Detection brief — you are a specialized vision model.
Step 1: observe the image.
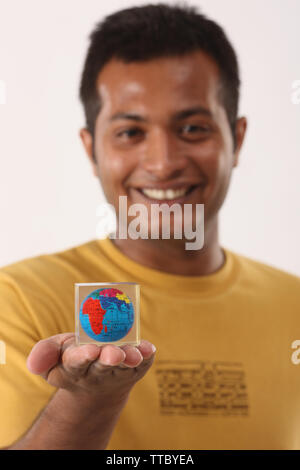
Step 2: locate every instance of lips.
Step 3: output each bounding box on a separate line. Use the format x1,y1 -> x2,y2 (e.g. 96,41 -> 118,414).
131,184 -> 204,204
141,186 -> 194,200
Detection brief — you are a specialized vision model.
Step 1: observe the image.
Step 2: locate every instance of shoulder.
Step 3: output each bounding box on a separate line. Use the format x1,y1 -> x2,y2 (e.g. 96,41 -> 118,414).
0,239 -> 100,281
0,239 -> 107,335
0,239 -> 104,306
226,248 -> 300,297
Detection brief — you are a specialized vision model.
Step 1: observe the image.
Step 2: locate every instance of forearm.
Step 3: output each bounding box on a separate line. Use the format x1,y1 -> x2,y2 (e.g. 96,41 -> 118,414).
7,388 -> 129,450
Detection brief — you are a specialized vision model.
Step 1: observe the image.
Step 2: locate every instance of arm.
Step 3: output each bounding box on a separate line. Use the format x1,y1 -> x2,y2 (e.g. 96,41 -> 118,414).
5,334 -> 156,450
8,388 -> 129,450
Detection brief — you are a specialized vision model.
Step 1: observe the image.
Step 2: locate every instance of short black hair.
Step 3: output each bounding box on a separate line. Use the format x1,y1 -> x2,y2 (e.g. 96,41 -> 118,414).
79,2 -> 240,146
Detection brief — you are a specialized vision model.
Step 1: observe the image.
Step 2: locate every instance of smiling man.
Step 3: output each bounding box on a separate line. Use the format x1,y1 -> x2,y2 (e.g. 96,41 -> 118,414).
1,3 -> 300,451
81,50 -> 244,266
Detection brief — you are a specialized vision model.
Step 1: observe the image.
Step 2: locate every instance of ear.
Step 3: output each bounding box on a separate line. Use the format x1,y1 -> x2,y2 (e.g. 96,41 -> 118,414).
233,117 -> 247,168
79,128 -> 98,177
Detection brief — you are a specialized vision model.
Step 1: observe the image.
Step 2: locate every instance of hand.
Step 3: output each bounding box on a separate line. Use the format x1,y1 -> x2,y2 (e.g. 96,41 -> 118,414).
26,333 -> 156,402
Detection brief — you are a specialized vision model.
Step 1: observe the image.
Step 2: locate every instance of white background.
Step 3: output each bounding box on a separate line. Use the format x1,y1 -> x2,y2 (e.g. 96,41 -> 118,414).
0,0 -> 299,275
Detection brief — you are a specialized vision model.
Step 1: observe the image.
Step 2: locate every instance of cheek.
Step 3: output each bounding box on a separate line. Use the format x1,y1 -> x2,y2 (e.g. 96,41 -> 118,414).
199,137 -> 233,179
192,140 -> 225,180
96,141 -> 135,189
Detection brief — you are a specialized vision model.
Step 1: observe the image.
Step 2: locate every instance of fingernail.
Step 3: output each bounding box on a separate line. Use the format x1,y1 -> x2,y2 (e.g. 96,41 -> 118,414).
151,345 -> 156,353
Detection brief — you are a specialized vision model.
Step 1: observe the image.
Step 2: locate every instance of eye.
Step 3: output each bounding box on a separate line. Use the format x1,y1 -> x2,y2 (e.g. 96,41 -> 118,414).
180,124 -> 210,136
180,124 -> 211,140
116,127 -> 144,140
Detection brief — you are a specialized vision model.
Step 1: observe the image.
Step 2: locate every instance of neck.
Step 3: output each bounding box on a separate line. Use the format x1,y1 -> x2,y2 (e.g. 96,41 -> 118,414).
111,217 -> 224,276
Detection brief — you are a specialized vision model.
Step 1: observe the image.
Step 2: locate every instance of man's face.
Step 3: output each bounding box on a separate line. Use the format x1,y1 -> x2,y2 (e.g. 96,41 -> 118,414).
81,51 -> 246,239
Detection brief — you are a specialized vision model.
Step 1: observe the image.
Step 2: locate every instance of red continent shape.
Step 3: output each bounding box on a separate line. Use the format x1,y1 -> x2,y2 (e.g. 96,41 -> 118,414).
82,297 -> 107,335
100,288 -> 123,297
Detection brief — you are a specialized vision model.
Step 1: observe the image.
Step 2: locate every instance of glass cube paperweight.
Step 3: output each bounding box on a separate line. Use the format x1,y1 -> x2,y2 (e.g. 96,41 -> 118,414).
75,283 -> 140,347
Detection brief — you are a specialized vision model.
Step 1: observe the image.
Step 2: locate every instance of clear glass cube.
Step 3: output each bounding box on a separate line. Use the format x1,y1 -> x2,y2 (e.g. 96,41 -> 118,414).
75,282 -> 140,347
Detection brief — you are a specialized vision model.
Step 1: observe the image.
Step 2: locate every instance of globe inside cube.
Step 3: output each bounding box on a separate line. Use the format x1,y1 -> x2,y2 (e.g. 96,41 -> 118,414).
75,283 -> 140,347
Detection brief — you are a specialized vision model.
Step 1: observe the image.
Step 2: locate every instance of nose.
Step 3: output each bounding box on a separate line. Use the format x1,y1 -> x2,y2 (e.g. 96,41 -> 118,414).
141,127 -> 187,180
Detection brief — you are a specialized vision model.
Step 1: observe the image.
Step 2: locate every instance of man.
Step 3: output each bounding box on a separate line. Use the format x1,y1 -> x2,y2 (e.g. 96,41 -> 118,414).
1,3 -> 300,450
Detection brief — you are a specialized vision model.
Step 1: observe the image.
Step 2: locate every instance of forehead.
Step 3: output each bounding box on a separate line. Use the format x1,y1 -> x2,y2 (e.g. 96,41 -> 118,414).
95,51 -> 221,116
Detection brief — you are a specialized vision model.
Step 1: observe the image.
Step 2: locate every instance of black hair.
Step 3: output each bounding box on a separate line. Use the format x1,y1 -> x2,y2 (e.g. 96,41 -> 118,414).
79,2 -> 240,146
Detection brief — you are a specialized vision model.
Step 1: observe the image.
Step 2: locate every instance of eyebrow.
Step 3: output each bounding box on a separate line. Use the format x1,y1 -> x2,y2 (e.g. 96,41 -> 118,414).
109,106 -> 213,123
110,112 -> 147,123
173,106 -> 213,120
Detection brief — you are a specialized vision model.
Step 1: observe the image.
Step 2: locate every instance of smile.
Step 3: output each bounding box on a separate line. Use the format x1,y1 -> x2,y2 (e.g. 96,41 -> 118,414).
138,185 -> 199,201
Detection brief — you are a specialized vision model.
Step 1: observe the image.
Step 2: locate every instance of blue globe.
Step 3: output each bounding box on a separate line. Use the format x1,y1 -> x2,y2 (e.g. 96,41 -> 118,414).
79,287 -> 134,342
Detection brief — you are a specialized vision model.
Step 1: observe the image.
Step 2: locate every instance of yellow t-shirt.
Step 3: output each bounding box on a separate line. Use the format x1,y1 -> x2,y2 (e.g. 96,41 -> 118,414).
0,238 -> 300,450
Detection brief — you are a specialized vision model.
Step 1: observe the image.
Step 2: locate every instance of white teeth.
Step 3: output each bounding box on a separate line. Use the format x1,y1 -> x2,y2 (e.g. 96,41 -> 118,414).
141,187 -> 189,200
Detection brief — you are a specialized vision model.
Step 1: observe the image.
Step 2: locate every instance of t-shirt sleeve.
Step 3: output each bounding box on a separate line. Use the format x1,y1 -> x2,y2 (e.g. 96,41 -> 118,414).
0,273 -> 57,448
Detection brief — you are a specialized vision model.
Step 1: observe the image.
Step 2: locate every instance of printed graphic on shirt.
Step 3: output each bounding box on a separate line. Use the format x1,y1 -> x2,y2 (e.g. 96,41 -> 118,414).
79,288 -> 134,341
156,360 -> 249,416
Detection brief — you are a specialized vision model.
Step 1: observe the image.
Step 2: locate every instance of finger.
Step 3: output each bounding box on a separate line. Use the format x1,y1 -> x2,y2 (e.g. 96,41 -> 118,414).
136,340 -> 156,360
99,345 -> 126,366
87,345 -> 127,375
62,343 -> 102,377
26,333 -> 75,375
119,345 -> 143,368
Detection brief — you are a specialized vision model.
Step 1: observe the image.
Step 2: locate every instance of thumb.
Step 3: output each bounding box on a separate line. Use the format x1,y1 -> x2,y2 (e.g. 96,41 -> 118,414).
26,333 -> 74,375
